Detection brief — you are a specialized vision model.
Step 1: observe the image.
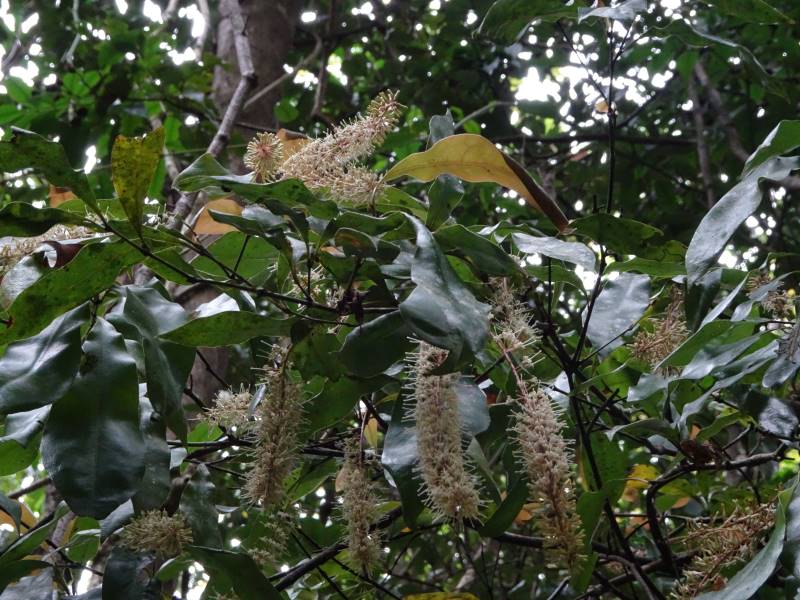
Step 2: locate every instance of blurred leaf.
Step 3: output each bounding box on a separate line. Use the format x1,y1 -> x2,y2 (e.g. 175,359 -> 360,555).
0,128 -> 97,212
479,0 -> 577,44
579,0 -> 646,22
743,120 -> 800,175
697,0 -> 793,24
188,546 -> 283,600
101,548 -> 158,600
180,464 -> 223,549
0,203 -> 88,237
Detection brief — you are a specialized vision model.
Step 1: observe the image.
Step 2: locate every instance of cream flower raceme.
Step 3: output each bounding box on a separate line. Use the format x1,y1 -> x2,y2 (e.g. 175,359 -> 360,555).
411,342 -> 481,522
244,132 -> 284,181
340,439 -> 381,574
119,511 -> 193,557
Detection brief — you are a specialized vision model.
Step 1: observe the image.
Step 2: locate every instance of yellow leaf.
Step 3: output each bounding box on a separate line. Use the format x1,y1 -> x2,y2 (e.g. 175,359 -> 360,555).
277,128 -> 310,161
364,417 -> 380,449
194,198 -> 242,235
384,133 -> 568,232
49,185 -> 76,207
624,464 -> 659,491
335,465 -> 348,493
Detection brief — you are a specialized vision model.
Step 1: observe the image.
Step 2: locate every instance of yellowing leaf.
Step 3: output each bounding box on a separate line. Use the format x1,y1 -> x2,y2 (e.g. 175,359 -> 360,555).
111,127 -> 165,234
335,465 -> 348,493
49,185 -> 76,207
364,417 -> 380,449
624,464 -> 659,491
384,133 -> 568,232
277,128 -> 310,161
194,198 -> 242,235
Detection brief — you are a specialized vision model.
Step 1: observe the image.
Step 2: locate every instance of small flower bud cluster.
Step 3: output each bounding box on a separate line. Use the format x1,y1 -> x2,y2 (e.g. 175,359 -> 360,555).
204,387 -> 253,430
119,510 -> 193,557
340,440 -> 381,574
0,224 -> 93,277
631,289 -> 687,370
513,380 -> 584,571
279,90 -> 403,206
243,347 -> 305,508
674,502 -> 774,599
243,132 -> 284,182
490,278 -> 539,354
411,342 -> 481,522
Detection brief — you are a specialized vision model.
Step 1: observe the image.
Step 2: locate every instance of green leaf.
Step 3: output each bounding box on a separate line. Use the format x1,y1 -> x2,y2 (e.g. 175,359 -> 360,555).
304,376 -> 389,433
585,273 -> 650,355
697,0 -> 793,24
579,0 -> 645,21
0,407 -> 49,476
399,216 -> 490,367
41,319 -> 146,519
0,128 -> 97,212
512,232 -> 596,272
180,464 -> 223,548
479,0 -> 577,44
0,203 -> 89,237
101,548 -> 158,600
161,309 -> 292,347
188,546 -> 284,600
110,128 -> 164,234
606,257 -> 685,278
339,311 -> 415,378
0,241 -> 141,345
0,503 -> 69,566
686,157 -> 800,284
381,395 -> 424,527
436,225 -> 519,276
571,214 -> 685,261
0,560 -> 51,593
743,120 -> 800,175
108,285 -> 195,440
174,153 -> 335,218
0,303 -> 88,414
131,398 -> 170,512
479,478 -> 528,537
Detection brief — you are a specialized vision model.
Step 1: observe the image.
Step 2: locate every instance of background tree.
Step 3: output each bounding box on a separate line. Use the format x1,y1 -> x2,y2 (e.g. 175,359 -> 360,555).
0,0 -> 799,598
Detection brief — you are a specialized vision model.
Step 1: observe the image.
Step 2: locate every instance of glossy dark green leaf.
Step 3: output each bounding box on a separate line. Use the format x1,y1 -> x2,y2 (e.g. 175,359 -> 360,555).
108,285 -> 194,440
513,232 -> 596,272
585,273 -> 650,354
0,494 -> 21,532
0,241 -> 141,345
479,477 -> 528,537
479,0 -> 577,44
0,560 -> 51,594
0,303 -> 88,414
0,503 -> 69,566
101,548 -> 158,600
0,407 -> 49,476
381,395 -> 424,527
399,216 -> 490,367
41,319 -> 146,519
210,204 -> 284,236
131,398 -> 170,512
585,433 -> 626,504
180,464 -> 223,548
578,0 -> 645,22
188,546 -> 283,600
743,120 -> 800,175
687,157 -> 800,284
685,269 -> 722,330
437,225 -> 518,276
161,310 -> 292,347
0,128 -> 97,212
110,128 -> 164,234
304,376 -> 388,433
0,203 -> 88,238
339,311 -> 415,378
607,257 -> 685,278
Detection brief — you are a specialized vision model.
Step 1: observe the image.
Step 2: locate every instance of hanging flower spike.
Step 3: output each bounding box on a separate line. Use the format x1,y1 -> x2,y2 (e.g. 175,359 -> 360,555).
340,439 -> 381,574
244,132 -> 284,182
119,510 -> 193,558
204,386 -> 253,431
411,342 -> 481,522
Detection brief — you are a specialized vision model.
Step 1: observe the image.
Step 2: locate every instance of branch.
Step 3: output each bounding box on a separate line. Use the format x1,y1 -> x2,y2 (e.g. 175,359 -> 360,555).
687,77 -> 716,209
168,3 -> 257,227
693,61 -> 749,163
